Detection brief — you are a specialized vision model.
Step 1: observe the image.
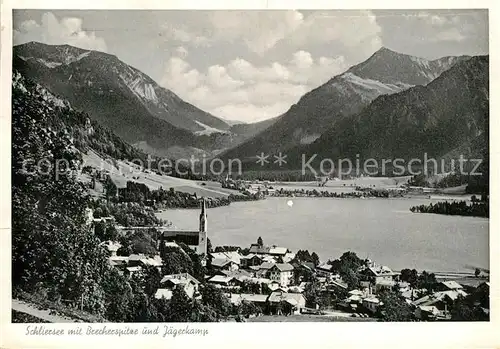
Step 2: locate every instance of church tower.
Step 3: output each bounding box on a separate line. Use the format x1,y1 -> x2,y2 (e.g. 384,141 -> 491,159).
198,198 -> 208,256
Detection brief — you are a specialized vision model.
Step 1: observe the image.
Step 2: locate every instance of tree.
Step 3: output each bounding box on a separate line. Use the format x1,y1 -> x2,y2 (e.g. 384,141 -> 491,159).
341,267 -> 359,290
104,177 -> 118,199
238,300 -> 261,317
207,238 -> 213,254
311,252 -> 320,267
451,295 -> 489,321
378,290 -> 413,321
200,284 -> 232,319
339,251 -> 363,270
101,268 -> 133,322
416,271 -> 437,292
475,268 -> 481,278
257,236 -> 263,247
159,242 -> 194,276
168,287 -> 194,322
400,269 -> 418,287
304,281 -> 321,309
161,251 -> 193,276
178,243 -> 205,280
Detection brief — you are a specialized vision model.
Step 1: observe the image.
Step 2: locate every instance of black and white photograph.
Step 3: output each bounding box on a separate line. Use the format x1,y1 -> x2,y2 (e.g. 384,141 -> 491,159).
7,7 -> 492,329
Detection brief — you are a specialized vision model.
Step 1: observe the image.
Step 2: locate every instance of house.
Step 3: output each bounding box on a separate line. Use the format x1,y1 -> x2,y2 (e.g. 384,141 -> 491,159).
124,266 -> 142,278
210,251 -> 242,265
267,291 -> 306,315
401,288 -> 426,301
207,275 -> 241,288
249,244 -> 271,255
267,282 -> 288,293
127,254 -> 163,271
327,280 -> 348,291
415,305 -> 442,320
100,240 -> 121,257
362,297 -> 382,314
217,269 -> 253,279
255,261 -> 276,277
316,263 -> 335,276
157,273 -> 201,300
359,265 -> 397,285
283,252 -> 296,263
412,290 -> 468,320
240,254 -> 264,268
248,244 -> 288,257
269,263 -> 294,287
228,293 -> 268,313
268,246 -> 288,257
375,279 -> 396,292
435,280 -> 464,292
211,258 -> 239,271
108,255 -> 129,268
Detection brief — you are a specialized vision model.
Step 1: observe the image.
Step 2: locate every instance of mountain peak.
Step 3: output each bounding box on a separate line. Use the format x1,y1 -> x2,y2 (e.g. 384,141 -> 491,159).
374,46 -> 398,54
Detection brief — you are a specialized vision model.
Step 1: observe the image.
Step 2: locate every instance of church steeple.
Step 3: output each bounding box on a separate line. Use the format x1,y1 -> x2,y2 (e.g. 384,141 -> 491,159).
199,197 -> 207,233
198,198 -> 208,256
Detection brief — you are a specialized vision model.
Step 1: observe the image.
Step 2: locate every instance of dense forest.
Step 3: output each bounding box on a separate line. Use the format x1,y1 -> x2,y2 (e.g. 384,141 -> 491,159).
410,200 -> 489,218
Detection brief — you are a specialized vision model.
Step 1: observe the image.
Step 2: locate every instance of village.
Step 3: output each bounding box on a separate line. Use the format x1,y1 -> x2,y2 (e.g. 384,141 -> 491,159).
92,198 -> 490,322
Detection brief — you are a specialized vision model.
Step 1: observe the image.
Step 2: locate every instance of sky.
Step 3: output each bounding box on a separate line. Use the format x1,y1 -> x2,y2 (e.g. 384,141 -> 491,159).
13,9 -> 488,123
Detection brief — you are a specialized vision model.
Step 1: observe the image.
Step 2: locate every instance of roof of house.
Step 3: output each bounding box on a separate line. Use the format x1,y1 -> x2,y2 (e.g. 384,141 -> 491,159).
208,275 -> 236,284
239,294 -> 269,303
142,256 -> 163,267
249,244 -> 271,254
287,286 -> 304,293
418,305 -> 440,315
211,258 -> 233,268
210,251 -> 242,264
126,266 -> 142,272
259,262 -> 276,270
363,297 -> 381,304
229,293 -> 268,305
347,295 -> 362,302
376,279 -> 396,286
349,290 -> 364,296
268,284 -> 288,292
128,254 -> 147,262
108,256 -> 129,266
100,240 -> 122,252
270,263 -> 294,272
317,263 -> 333,271
367,265 -> 395,276
440,280 -> 463,290
329,280 -> 348,289
413,290 -> 468,307
268,247 -> 288,255
268,291 -> 305,304
155,289 -> 173,300
160,273 -> 200,285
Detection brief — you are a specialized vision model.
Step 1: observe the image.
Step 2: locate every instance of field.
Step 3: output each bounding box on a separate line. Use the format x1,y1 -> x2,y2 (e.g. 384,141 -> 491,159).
80,150 -> 241,198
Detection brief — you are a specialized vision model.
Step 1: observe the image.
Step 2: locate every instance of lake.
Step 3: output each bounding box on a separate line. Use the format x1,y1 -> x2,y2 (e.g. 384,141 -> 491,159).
156,197 -> 489,273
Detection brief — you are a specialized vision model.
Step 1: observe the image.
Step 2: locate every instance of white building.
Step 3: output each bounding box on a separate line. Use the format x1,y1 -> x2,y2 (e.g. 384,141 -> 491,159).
269,263 -> 294,287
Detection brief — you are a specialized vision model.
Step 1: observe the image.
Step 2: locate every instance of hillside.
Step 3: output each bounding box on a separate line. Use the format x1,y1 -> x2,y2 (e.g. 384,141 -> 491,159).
221,47 -> 470,163
13,42 -> 238,158
288,55 -> 489,171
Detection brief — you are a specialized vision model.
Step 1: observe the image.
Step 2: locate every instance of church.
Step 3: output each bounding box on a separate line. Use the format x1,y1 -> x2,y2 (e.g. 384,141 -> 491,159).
159,198 -> 208,256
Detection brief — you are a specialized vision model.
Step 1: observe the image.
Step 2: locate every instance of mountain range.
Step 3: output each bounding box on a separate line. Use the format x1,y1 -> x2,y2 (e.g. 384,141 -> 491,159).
220,47 -> 472,163
287,55 -> 489,171
13,42 -> 274,158
13,42 -> 488,175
